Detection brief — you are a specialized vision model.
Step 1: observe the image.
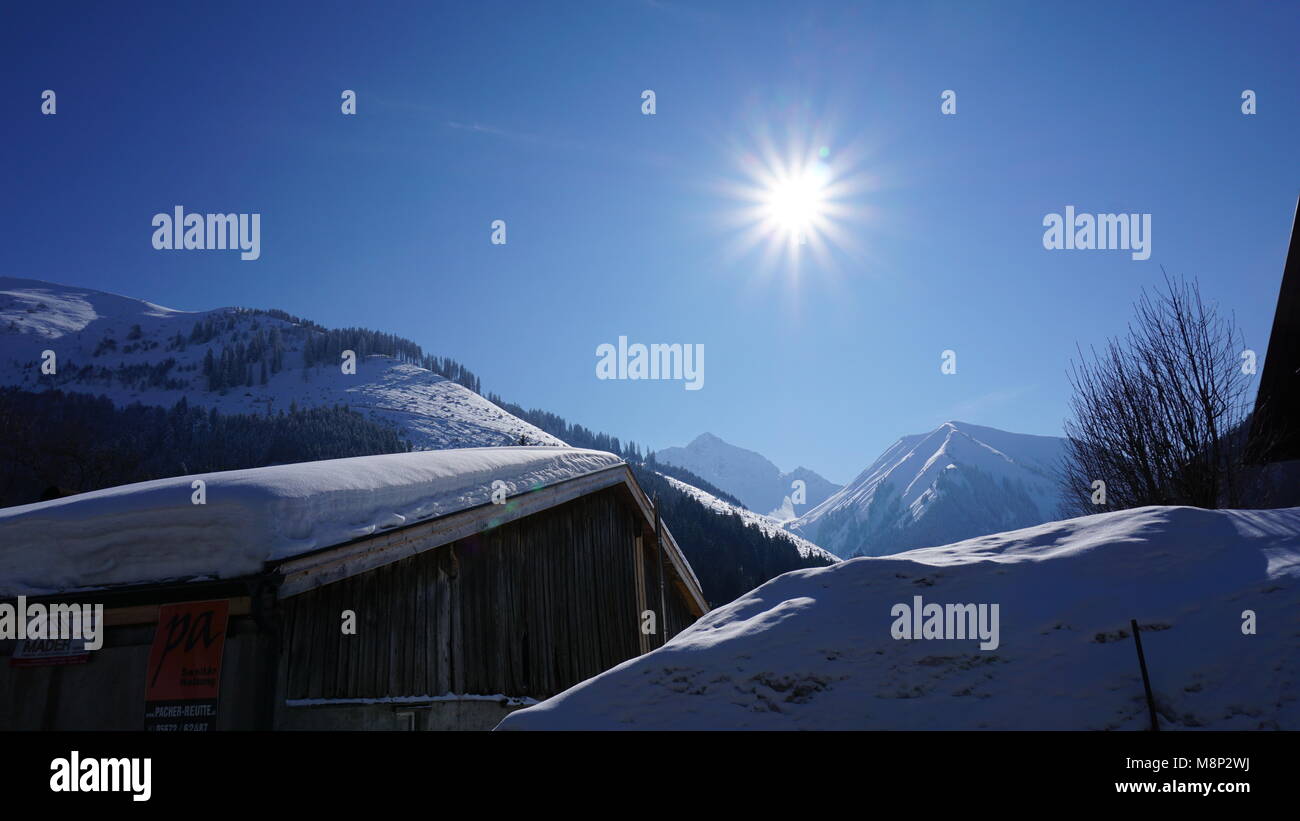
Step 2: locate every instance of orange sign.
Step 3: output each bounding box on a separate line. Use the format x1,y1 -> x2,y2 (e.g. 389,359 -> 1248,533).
144,599 -> 229,730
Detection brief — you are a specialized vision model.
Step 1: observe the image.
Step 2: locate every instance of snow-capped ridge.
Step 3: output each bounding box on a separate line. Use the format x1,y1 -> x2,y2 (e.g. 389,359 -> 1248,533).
0,277 -> 560,450
658,473 -> 838,563
656,432 -> 840,519
787,420 -> 1068,557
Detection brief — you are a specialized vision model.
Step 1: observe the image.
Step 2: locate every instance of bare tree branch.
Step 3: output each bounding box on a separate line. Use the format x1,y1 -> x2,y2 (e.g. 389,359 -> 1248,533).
1059,272 -> 1251,516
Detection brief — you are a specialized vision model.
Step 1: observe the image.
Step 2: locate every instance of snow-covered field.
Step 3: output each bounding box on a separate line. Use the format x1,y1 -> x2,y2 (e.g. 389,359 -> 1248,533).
661,474 -> 838,563
0,447 -> 623,596
498,505 -> 1300,730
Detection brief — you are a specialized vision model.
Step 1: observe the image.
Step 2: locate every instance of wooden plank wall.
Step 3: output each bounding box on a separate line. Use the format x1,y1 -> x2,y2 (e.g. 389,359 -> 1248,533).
282,487 -> 692,701
664,577 -> 696,639
638,534 -> 696,645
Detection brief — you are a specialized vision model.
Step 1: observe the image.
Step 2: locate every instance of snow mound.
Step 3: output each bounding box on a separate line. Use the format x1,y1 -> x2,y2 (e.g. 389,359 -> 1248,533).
0,447 -> 623,596
497,505 -> 1300,730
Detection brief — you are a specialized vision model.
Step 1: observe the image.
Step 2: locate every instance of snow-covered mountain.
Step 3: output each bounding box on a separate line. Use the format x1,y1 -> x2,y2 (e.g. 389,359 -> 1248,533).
0,277 -> 562,449
659,473 -> 838,563
655,433 -> 840,519
786,421 -> 1068,558
498,505 -> 1300,730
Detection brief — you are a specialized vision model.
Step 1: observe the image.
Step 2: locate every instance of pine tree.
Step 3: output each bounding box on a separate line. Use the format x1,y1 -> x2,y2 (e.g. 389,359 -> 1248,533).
269,327 -> 284,373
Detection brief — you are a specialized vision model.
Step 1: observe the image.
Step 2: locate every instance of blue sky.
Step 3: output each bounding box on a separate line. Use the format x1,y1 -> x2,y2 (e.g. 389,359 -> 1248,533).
2,1 -> 1297,483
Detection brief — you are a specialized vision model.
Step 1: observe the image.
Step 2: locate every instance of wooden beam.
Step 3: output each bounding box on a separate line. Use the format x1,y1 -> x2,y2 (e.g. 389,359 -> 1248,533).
633,533 -> 649,655
102,597 -> 251,627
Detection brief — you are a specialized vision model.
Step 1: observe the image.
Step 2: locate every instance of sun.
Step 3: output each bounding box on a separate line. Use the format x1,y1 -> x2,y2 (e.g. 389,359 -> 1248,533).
717,132 -> 869,272
762,165 -> 830,243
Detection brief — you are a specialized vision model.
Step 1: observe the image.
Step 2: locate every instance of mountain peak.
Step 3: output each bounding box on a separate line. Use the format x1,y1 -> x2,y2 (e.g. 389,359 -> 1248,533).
938,420 -> 997,436
657,433 -> 840,517
688,432 -> 726,447
787,421 -> 1068,558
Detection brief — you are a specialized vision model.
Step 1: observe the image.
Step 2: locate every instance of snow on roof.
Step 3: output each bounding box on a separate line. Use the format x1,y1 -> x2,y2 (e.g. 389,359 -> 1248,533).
0,447 -> 625,596
498,505 -> 1300,730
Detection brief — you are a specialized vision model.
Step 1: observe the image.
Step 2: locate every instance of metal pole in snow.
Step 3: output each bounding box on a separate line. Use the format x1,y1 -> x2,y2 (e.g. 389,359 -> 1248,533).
1130,619 -> 1159,731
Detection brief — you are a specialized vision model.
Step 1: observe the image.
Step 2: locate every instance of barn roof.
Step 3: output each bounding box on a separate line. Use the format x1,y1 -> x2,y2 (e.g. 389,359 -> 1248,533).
0,447 -> 632,596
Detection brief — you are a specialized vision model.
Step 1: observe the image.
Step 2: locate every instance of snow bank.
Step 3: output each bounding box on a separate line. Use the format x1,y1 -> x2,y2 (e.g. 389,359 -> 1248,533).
0,447 -> 623,596
497,505 -> 1300,730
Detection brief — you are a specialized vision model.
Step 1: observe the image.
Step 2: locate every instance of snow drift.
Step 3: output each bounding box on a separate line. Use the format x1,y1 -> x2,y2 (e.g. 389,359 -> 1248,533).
0,447 -> 623,596
497,505 -> 1300,730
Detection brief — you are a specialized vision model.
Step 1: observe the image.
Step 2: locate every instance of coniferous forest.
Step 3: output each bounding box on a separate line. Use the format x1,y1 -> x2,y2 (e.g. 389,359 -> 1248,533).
0,388 -> 410,507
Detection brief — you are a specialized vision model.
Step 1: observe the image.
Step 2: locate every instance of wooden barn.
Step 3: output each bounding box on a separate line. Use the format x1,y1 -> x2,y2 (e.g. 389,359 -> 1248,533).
0,447 -> 708,731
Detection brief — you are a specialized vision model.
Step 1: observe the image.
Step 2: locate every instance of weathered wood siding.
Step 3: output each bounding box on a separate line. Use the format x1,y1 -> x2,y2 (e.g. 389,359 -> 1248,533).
664,576 -> 696,640
281,487 -> 694,701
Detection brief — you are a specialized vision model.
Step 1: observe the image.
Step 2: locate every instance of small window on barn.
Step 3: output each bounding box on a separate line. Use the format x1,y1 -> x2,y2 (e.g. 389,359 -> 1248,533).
395,711 -> 416,731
